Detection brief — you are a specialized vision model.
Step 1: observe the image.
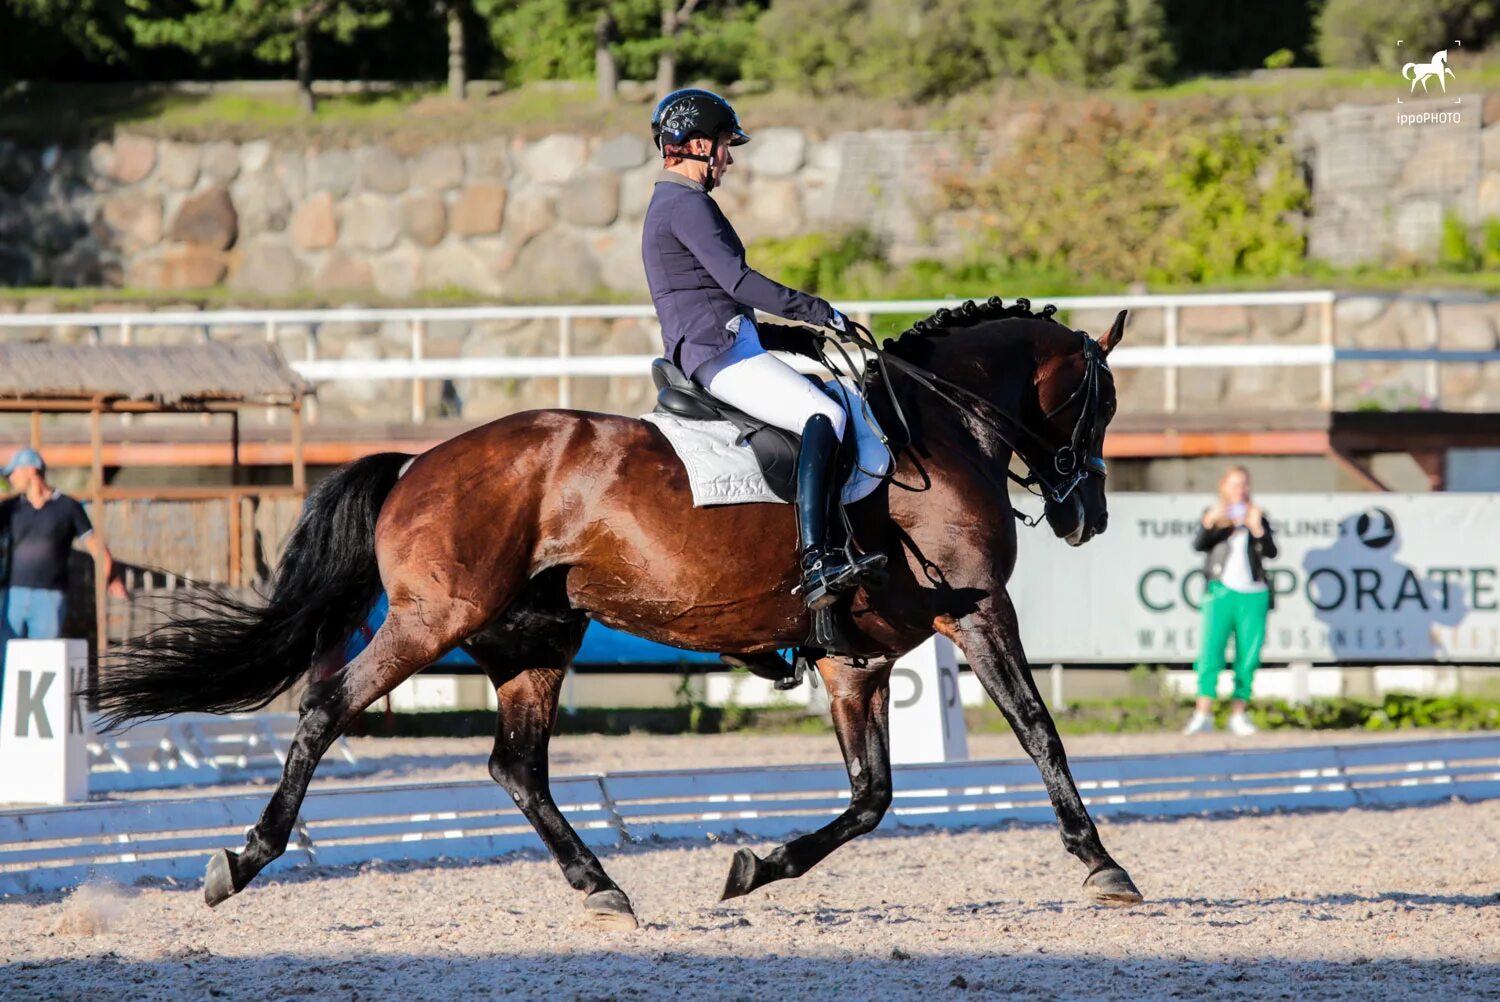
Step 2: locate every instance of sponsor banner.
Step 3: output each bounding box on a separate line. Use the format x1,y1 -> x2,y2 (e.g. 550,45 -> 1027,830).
1010,494 -> 1500,664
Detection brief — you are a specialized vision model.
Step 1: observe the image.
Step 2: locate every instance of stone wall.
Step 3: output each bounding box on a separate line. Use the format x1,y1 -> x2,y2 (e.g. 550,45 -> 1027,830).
0,125 -> 892,298
1,92 -> 1497,295
1298,93 -> 1500,266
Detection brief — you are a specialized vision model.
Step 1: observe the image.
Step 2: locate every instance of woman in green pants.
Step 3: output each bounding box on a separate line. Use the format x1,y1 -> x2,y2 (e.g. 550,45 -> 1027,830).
1184,465 -> 1278,737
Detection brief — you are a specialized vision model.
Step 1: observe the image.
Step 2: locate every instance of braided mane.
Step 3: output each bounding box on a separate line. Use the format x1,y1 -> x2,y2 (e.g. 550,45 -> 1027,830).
880,296 -> 1063,356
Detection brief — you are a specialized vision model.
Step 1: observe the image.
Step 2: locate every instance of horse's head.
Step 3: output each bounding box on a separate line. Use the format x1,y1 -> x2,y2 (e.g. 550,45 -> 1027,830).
878,299 -> 1125,546
1027,310 -> 1125,546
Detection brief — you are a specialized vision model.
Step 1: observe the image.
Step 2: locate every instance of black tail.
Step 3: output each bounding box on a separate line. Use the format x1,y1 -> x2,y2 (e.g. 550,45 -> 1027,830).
90,452 -> 412,728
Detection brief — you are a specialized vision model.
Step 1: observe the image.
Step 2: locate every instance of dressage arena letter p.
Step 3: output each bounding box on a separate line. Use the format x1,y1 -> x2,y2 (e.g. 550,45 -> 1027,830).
889,636 -> 970,765
0,640 -> 91,804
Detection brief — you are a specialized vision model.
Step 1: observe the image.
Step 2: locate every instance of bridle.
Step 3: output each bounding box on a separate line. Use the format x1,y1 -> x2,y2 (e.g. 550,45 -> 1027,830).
814,313 -> 1112,516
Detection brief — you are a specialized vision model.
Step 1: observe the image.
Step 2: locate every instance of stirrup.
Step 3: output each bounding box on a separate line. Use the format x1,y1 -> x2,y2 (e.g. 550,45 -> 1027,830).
798,549 -> 889,610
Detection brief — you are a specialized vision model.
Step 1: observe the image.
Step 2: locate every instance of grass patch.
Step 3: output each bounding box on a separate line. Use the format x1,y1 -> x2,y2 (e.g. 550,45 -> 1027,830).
9,57 -> 1495,148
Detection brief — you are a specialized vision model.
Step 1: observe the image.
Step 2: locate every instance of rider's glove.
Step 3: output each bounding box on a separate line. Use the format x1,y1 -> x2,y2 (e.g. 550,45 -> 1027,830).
827,309 -> 850,334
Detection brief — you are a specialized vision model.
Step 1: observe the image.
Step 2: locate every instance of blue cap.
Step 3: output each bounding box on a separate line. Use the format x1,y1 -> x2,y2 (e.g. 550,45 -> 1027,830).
2,447 -> 45,476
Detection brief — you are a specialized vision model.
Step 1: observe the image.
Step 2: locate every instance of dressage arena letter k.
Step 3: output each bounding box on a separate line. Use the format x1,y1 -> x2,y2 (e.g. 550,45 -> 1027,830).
13,670 -> 55,739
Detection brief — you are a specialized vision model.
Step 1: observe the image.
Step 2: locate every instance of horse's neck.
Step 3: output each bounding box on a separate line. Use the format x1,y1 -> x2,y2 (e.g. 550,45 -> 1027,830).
873,340 -> 1033,472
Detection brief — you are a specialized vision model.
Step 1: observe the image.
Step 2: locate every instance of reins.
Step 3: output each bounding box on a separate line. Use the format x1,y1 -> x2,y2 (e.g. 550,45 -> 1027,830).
808,311 -> 1109,526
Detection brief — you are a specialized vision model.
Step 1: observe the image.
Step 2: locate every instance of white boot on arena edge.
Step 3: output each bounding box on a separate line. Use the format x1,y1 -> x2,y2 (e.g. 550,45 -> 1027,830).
1228,713 -> 1258,737
1182,712 -> 1214,735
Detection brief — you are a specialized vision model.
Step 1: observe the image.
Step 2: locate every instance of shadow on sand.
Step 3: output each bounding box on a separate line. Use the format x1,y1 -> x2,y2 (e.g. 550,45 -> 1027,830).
5,947 -> 1496,999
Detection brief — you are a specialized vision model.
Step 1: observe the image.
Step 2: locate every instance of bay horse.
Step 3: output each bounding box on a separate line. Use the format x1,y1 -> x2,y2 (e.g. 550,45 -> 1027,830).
92,298 -> 1141,929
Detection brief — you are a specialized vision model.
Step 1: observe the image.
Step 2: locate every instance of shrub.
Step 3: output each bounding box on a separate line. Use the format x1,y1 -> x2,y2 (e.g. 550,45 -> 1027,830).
1316,0 -> 1499,70
936,104 -> 1308,285
1439,211 -> 1482,272
1481,218 -> 1500,270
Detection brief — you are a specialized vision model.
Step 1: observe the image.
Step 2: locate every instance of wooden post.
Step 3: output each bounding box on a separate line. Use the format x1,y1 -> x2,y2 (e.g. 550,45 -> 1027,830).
227,493 -> 242,589
230,410 -> 241,487
229,410 -> 242,589
89,405 -> 107,681
291,398 -> 307,495
28,410 -> 40,450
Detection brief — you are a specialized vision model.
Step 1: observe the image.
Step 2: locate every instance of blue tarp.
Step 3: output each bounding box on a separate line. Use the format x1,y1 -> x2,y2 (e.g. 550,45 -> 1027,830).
345,592 -> 722,667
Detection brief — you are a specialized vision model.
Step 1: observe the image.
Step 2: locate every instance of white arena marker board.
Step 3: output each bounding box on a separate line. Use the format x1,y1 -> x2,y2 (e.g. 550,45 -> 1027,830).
0,640 -> 91,804
889,635 -> 968,764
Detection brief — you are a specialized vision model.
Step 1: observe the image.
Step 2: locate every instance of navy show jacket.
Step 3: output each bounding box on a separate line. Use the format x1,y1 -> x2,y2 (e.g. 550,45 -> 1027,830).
642,170 -> 832,383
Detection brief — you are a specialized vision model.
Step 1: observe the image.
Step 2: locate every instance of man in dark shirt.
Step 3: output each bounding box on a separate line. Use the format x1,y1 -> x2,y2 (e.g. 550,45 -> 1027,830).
0,447 -> 125,664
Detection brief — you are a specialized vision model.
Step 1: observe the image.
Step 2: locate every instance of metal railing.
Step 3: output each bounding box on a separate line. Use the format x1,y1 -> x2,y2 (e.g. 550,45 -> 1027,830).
4,290 -> 1497,422
3,734 -> 1497,894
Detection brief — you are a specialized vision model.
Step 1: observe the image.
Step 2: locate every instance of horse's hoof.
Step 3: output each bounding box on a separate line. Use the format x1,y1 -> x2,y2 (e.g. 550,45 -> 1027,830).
720,847 -> 764,901
582,888 -> 639,931
203,848 -> 243,908
1084,865 -> 1143,907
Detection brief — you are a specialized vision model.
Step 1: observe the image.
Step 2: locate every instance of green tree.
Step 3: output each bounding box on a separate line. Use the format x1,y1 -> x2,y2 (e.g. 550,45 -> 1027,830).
1317,0 -> 1498,69
753,0 -> 1171,101
477,0 -> 598,85
9,0 -> 135,63
478,0 -> 761,90
126,0 -> 395,112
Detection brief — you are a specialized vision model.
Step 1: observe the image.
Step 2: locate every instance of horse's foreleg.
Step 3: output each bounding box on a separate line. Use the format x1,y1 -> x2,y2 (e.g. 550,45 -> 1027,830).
204,613 -> 449,907
936,592 -> 1142,905
720,657 -> 892,900
486,667 -> 638,931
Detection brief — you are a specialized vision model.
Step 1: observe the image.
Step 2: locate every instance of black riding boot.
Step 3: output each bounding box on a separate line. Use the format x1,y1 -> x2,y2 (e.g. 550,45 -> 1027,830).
796,414 -> 887,610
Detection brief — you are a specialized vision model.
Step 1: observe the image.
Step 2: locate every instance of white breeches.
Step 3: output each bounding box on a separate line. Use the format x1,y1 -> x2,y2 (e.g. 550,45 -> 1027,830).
705,324 -> 847,440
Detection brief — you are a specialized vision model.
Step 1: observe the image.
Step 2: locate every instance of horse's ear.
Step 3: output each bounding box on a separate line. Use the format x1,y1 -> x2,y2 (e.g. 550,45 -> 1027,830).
1098,310 -> 1127,355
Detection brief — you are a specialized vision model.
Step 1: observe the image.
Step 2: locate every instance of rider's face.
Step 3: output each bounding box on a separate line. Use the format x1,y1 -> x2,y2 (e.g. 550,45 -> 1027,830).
689,134 -> 734,183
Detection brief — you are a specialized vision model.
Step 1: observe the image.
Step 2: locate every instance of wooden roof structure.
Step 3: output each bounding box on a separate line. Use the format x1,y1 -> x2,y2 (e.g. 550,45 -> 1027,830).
0,343 -> 308,410
0,343 -> 309,662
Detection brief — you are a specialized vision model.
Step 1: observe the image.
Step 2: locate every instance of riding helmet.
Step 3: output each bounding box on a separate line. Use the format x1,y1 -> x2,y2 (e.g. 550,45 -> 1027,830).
651,88 -> 751,151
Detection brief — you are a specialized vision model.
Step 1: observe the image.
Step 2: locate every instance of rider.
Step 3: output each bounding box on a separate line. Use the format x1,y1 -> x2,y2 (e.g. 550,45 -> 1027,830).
642,88 -> 884,611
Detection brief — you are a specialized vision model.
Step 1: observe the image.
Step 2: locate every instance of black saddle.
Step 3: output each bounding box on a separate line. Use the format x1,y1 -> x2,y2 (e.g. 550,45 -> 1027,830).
652,357 -> 853,502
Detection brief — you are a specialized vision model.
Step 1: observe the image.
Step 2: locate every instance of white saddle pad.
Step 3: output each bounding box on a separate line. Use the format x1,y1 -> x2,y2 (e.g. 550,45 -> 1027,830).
641,375 -> 893,508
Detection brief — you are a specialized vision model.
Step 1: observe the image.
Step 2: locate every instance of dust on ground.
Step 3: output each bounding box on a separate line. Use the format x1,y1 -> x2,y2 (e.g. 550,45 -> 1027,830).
3,798 -> 1496,999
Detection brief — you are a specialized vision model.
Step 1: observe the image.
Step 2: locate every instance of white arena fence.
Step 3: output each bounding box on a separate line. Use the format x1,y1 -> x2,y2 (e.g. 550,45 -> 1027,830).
4,291 -> 1499,421
2,734 -> 1496,897
87,712 -> 360,794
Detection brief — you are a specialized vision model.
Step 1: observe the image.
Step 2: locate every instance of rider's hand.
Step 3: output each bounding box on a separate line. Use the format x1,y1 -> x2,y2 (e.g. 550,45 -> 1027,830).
827,309 -> 850,334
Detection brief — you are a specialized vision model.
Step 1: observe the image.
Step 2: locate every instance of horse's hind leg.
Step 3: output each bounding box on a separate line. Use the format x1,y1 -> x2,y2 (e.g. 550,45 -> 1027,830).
721,656 -> 893,900
488,667 -> 639,930
464,601 -> 638,930
204,607 -> 466,906
937,591 -> 1142,905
